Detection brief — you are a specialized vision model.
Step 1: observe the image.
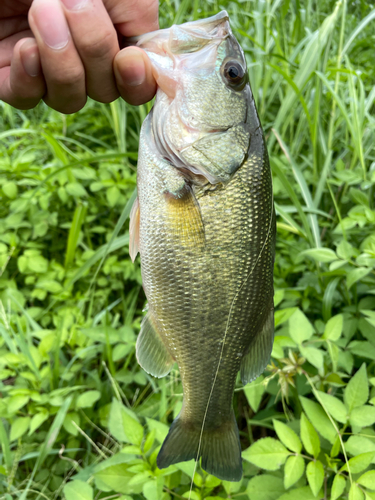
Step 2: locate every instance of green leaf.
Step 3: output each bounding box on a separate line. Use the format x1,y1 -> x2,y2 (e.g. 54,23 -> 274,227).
349,483 -> 365,500
347,268 -> 371,289
350,406 -> 375,428
143,429 -> 155,454
2,182 -> 18,199
341,452 -> 375,474
299,346 -> 324,370
175,460 -> 196,478
244,375 -> 265,413
76,390 -> 101,409
316,391 -> 347,424
66,182 -> 88,197
300,397 -> 336,443
331,474 -> 346,500
28,411 -> 49,436
345,435 -> 375,456
306,460 -> 324,497
247,474 -> 285,500
273,419 -> 302,453
300,413 -> 320,458
358,470 -> 375,490
143,478 -> 164,500
63,412 -> 81,436
7,395 -> 30,414
242,437 -> 289,470
322,314 -> 343,341
289,309 -> 314,344
64,480 -> 93,500
94,464 -> 133,494
344,364 -> 369,411
27,254 -> 48,273
146,418 -> 169,443
10,417 -> 30,441
277,486 -> 316,500
284,455 -> 305,489
108,399 -> 143,446
301,248 -> 337,263
107,186 -> 121,207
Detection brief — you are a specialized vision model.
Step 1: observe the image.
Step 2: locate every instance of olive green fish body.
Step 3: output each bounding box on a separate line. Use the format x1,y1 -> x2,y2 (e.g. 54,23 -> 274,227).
130,12 -> 275,481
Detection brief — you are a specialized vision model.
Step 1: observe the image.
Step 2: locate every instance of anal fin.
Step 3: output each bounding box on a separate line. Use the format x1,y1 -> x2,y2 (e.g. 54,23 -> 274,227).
136,311 -> 175,378
241,306 -> 274,385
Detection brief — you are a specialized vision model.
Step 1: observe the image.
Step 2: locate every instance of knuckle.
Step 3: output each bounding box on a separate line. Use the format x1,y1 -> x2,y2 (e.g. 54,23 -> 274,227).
78,29 -> 116,60
48,67 -> 85,88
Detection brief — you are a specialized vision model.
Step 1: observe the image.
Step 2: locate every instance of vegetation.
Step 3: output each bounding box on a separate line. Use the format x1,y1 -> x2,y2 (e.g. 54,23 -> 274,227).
0,0 -> 374,499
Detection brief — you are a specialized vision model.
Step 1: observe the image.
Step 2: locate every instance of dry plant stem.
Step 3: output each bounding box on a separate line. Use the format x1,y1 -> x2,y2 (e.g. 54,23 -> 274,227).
71,421 -> 108,459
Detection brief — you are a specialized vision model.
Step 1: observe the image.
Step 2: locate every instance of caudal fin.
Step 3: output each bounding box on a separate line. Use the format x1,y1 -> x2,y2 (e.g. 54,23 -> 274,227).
157,411 -> 242,481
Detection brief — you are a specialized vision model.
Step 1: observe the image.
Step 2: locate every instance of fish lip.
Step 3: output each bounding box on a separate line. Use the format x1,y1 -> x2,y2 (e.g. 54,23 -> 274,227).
127,10 -> 230,46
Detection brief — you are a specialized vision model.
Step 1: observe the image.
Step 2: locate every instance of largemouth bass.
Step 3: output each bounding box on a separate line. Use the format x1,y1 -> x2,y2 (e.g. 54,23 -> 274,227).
129,11 -> 275,482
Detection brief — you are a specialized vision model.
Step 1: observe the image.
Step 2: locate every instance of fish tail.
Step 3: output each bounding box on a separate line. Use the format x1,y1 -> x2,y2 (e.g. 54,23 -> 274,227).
157,410 -> 242,482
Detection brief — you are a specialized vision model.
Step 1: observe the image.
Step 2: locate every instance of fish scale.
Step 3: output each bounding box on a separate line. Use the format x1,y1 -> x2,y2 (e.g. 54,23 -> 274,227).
130,11 -> 275,481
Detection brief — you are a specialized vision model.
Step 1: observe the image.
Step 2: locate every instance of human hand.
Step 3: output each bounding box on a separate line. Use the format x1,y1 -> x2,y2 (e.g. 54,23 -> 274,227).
0,0 -> 158,113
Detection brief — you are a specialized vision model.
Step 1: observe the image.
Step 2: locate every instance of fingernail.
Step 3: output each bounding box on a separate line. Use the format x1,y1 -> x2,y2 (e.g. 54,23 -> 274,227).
31,0 -> 70,50
20,39 -> 41,77
117,48 -> 146,86
60,0 -> 89,11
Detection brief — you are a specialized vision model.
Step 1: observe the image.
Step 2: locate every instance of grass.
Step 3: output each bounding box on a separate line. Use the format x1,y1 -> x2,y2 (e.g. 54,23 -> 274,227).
0,0 -> 374,498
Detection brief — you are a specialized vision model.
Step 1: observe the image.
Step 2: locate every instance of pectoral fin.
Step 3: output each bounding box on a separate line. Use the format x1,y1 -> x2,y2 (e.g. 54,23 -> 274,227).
166,184 -> 205,249
129,196 -> 140,262
241,306 -> 274,385
136,310 -> 175,378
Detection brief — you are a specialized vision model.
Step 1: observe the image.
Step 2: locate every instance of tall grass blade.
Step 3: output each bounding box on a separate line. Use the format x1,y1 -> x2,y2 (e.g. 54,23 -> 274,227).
0,419 -> 12,473
19,396 -> 73,500
341,9 -> 375,56
273,129 -> 321,247
64,202 -> 88,268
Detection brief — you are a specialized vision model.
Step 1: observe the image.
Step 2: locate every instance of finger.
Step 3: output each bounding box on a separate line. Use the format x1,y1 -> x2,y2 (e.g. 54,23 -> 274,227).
0,37 -> 45,109
114,47 -> 156,106
28,0 -> 87,114
60,0 -> 119,103
105,0 -> 159,38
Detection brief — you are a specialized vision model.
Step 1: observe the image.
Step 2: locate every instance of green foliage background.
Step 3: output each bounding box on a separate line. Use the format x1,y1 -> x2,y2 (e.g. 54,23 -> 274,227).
1,0 -> 375,499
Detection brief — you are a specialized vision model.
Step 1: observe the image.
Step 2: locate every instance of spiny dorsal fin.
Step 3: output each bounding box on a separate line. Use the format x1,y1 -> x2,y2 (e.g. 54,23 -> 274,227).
136,310 -> 175,378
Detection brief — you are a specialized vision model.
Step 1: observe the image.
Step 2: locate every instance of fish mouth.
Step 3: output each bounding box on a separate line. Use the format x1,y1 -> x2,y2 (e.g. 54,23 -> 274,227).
128,11 -> 230,47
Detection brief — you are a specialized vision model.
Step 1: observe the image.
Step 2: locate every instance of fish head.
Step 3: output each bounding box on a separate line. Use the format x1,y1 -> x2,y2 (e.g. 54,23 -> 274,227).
135,12 -> 255,184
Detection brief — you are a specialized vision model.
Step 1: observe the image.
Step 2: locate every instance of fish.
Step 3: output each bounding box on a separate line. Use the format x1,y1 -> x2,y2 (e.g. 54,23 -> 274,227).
129,11 -> 276,482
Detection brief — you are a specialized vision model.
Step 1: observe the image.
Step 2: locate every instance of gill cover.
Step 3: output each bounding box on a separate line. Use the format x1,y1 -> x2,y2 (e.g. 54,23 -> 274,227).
134,11 -> 252,185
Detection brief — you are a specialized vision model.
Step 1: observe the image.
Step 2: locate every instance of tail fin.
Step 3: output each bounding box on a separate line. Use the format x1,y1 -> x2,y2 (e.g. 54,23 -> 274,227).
157,411 -> 242,482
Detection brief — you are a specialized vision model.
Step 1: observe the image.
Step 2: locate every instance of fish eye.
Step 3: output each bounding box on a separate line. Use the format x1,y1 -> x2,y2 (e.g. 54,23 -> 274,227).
222,60 -> 247,89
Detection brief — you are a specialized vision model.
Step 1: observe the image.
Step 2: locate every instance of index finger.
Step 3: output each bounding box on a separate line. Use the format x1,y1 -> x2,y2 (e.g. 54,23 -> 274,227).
105,0 -> 159,38
109,0 -> 159,105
